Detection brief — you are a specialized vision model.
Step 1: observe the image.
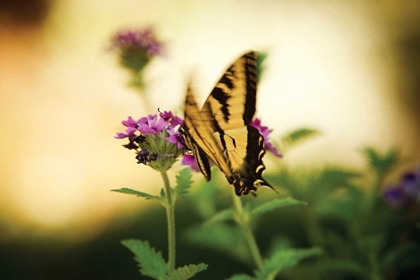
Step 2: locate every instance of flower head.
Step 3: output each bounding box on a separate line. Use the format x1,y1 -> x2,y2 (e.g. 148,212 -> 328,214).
110,27 -> 164,74
115,111 -> 185,172
110,27 -> 163,56
250,118 -> 282,157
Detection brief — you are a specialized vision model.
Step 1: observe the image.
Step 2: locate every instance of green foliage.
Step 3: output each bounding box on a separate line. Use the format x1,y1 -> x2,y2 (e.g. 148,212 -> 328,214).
227,248 -> 322,280
250,197 -> 307,218
272,167 -> 361,208
258,248 -> 322,279
121,239 -> 208,280
111,188 -> 161,201
227,274 -> 255,280
121,239 -> 167,279
363,147 -> 400,176
174,168 -> 193,197
281,128 -> 320,151
185,224 -> 252,264
167,264 -> 208,280
381,242 -> 420,270
202,208 -> 234,227
256,52 -> 268,82
313,259 -> 369,278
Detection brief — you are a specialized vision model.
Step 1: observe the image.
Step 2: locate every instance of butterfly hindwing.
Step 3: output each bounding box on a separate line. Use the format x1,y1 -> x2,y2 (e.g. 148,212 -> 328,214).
183,51 -> 273,196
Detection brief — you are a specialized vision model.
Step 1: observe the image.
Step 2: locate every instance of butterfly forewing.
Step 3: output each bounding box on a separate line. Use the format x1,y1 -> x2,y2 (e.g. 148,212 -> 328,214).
184,86 -> 233,180
183,51 -> 273,195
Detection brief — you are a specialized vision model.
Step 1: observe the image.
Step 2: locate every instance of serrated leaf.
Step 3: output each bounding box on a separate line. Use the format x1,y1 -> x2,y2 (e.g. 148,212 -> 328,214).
174,168 -> 193,196
250,197 -> 307,218
202,209 -> 234,227
167,263 -> 208,280
255,248 -> 322,279
121,239 -> 167,279
111,188 -> 159,200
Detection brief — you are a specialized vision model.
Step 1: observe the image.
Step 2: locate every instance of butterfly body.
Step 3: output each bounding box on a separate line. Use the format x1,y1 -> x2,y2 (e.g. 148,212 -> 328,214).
183,51 -> 273,196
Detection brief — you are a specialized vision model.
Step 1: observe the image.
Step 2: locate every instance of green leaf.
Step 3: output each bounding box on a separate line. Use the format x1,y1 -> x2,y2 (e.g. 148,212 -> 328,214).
281,128 -> 320,150
174,168 -> 193,196
256,248 -> 322,279
111,188 -> 160,200
226,274 -> 256,280
167,263 -> 208,280
121,239 -> 167,279
160,188 -> 166,198
363,147 -> 400,175
202,208 -> 234,227
250,197 -> 307,218
256,51 -> 268,82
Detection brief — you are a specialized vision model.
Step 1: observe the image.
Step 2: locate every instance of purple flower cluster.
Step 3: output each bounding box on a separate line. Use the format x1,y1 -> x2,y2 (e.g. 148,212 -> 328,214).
383,165 -> 420,207
115,111 -> 185,169
110,27 -> 163,56
250,118 -> 282,158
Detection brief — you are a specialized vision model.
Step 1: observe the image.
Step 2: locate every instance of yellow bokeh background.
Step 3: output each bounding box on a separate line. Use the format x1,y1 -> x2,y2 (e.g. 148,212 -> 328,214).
0,0 -> 419,243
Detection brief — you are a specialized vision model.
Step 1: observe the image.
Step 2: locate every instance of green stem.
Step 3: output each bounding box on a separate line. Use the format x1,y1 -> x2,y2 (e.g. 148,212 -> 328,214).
365,171 -> 384,213
364,171 -> 385,280
161,171 -> 176,273
232,194 -> 265,271
369,252 -> 381,280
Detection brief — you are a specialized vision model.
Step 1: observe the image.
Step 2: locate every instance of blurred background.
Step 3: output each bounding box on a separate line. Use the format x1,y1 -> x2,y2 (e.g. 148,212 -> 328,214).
0,0 -> 419,279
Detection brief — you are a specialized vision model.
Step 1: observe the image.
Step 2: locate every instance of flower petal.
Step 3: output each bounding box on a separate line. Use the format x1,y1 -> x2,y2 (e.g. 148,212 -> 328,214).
181,154 -> 200,172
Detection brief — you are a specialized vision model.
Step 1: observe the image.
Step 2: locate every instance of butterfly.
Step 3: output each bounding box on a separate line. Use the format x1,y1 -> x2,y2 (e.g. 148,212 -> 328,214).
182,51 -> 274,196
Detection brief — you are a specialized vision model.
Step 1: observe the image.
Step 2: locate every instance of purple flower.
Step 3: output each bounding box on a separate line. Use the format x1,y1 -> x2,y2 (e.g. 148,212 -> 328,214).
114,127 -> 137,139
110,27 -> 164,76
138,114 -> 167,134
121,116 -> 138,128
165,126 -> 186,149
160,111 -> 184,127
383,186 -> 409,207
249,118 -> 282,158
115,111 -> 186,171
401,169 -> 420,201
110,27 -> 164,56
383,164 -> 420,206
182,154 -> 200,172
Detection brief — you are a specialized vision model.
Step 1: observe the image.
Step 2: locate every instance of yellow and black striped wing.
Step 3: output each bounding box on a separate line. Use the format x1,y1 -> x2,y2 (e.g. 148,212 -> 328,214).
183,51 -> 272,196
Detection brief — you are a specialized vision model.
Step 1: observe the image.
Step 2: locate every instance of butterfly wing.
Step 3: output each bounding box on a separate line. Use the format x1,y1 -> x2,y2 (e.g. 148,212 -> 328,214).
183,51 -> 273,195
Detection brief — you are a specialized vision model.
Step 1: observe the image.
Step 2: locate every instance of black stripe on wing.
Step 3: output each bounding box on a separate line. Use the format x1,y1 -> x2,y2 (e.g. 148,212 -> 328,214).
230,126 -> 273,196
206,52 -> 257,128
183,86 -> 233,179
